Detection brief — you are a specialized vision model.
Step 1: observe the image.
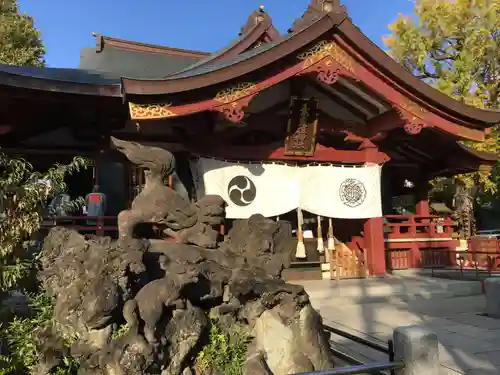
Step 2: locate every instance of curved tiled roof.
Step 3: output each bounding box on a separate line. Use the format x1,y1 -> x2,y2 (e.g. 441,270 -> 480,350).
122,12 -> 343,94
79,8 -> 280,81
164,12 -> 280,79
0,0 -> 499,132
0,63 -> 121,96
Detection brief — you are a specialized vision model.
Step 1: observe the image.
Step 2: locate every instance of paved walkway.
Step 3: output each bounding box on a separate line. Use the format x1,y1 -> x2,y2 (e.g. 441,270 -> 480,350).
295,276 -> 500,375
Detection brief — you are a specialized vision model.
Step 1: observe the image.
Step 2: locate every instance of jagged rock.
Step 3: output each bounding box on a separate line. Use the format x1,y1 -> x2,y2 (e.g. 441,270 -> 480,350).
36,138 -> 335,375
163,303 -> 207,375
39,216 -> 334,375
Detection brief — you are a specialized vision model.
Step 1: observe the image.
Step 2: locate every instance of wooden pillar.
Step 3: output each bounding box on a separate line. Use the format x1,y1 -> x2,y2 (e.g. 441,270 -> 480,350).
360,139 -> 388,276
364,217 -> 386,275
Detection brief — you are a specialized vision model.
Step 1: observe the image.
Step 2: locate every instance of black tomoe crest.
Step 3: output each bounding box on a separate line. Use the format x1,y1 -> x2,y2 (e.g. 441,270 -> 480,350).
227,176 -> 256,206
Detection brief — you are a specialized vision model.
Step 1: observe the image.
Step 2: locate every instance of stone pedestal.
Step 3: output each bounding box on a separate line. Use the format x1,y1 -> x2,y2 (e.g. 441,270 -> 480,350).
484,278 -> 500,318
393,325 -> 439,375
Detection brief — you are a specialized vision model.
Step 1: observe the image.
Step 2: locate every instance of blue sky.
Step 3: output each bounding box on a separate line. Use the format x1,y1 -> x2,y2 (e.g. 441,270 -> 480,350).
17,0 -> 415,68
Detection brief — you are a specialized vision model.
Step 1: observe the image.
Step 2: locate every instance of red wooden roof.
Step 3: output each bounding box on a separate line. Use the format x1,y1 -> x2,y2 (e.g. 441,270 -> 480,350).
122,2 -> 500,143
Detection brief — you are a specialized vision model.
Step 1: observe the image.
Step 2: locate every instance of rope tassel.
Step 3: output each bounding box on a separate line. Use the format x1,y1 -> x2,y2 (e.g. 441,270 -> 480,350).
317,215 -> 324,253
295,208 -> 306,259
326,218 -> 335,263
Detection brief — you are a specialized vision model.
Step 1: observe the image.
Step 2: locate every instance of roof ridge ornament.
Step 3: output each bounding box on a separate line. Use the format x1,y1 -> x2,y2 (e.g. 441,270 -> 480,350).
288,0 -> 346,34
239,5 -> 272,36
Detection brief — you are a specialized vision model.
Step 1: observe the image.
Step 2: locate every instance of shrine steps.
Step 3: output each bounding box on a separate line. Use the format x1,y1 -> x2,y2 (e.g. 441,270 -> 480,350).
282,261 -> 322,281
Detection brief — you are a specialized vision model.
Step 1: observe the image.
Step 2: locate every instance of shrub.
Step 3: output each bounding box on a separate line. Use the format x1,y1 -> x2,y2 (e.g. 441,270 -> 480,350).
0,292 -> 78,374
195,317 -> 252,375
0,154 -> 90,293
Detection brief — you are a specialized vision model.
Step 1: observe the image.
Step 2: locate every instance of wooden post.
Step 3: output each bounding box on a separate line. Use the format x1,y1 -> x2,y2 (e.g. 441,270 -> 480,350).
360,140 -> 388,276
335,248 -> 340,280
364,217 -> 386,275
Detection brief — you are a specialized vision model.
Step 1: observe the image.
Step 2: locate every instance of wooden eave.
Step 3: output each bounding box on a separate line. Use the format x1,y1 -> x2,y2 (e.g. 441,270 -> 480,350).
380,129 -> 498,176
95,9 -> 280,78
160,9 -> 282,79
97,34 -> 210,59
335,19 -> 500,128
0,67 -> 121,97
457,143 -> 498,164
123,5 -> 499,143
122,11 -> 346,94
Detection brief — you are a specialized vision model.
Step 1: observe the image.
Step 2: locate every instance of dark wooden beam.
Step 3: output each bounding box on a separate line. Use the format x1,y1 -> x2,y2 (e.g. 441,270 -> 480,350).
331,82 -> 381,116
365,110 -> 405,137
1,123 -> 66,146
308,80 -> 367,121
190,142 -> 389,163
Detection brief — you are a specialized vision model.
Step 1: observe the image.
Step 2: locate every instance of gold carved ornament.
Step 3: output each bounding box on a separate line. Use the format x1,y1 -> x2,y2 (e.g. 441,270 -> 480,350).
394,98 -> 429,135
128,102 -> 177,120
212,82 -> 258,124
297,40 -> 355,73
213,82 -> 258,104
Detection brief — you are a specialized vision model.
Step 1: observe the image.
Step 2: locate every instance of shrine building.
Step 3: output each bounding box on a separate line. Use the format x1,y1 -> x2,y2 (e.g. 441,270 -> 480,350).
1,0 -> 499,280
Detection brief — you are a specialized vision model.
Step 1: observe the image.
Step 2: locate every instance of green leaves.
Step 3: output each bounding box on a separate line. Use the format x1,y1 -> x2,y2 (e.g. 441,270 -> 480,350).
0,293 -> 79,374
0,0 -> 45,67
195,318 -> 252,375
385,0 -> 500,194
386,0 -> 500,109
0,154 -> 91,293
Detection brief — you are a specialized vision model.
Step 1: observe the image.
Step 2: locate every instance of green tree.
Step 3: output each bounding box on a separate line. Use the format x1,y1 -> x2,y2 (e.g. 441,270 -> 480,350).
0,0 -> 45,67
0,0 -> 88,294
0,3 -> 85,373
384,0 -> 500,193
0,155 -> 90,292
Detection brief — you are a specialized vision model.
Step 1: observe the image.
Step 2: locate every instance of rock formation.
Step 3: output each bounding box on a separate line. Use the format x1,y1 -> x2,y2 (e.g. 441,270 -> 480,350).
36,138 -> 335,375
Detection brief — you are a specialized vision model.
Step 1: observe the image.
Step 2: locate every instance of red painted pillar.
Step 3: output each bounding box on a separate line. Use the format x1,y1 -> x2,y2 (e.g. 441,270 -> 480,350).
364,217 -> 386,275
359,139 -> 389,276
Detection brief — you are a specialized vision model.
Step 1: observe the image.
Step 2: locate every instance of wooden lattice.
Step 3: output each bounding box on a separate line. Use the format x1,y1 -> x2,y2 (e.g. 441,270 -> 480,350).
330,242 -> 368,280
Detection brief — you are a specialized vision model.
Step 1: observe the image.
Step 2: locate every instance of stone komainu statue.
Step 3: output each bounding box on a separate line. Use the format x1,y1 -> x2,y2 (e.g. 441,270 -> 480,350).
38,139 -> 335,375
111,137 -> 225,248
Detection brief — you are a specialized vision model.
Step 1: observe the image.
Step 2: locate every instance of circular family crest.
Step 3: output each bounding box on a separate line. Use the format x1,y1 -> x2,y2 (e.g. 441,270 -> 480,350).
339,178 -> 366,208
227,176 -> 256,207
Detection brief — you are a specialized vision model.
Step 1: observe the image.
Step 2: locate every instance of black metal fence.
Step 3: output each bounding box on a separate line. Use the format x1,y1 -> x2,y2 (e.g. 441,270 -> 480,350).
420,248 -> 500,280
290,325 -> 405,375
291,362 -> 405,375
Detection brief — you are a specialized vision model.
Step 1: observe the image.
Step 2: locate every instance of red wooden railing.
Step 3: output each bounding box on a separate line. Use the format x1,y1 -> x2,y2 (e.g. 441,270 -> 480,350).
384,215 -> 458,270
41,216 -> 118,236
383,215 -> 455,240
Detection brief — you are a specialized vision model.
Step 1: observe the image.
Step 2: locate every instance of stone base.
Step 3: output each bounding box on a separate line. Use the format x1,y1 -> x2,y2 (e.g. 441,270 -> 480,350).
484,277 -> 500,319
393,325 -> 439,375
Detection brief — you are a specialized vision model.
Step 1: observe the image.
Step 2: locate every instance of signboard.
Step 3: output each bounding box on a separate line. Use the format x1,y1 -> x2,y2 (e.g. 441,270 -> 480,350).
284,96 -> 318,156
